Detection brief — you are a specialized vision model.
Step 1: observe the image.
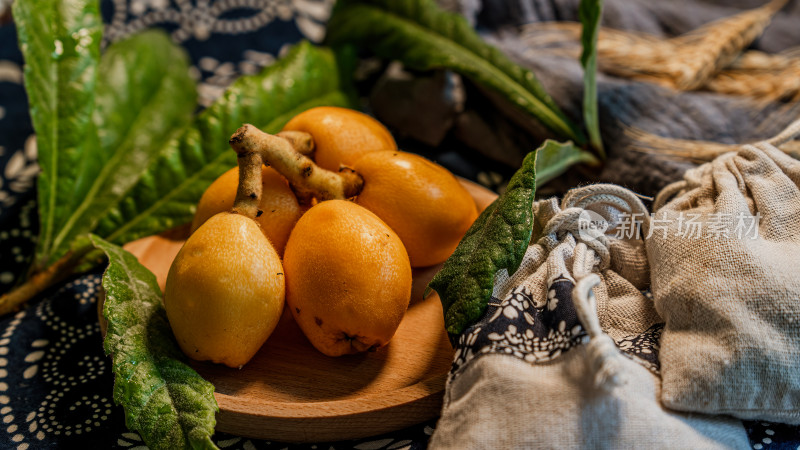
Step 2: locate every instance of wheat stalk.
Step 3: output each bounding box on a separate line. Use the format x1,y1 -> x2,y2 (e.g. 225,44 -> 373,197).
522,20 -> 800,102
729,48 -> 799,70
521,22 -> 671,62
666,0 -> 788,89
707,65 -> 800,103
626,127 -> 800,161
524,1 -> 788,90
521,23 -> 680,87
597,0 -> 788,89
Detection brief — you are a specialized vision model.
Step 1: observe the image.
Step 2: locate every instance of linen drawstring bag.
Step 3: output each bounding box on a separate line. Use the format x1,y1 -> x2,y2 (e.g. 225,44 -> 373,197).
430,184 -> 749,449
647,119 -> 800,423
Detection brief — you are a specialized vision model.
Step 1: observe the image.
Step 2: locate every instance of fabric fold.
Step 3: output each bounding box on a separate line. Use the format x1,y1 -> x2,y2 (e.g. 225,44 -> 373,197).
432,184 -> 750,449
648,119 -> 800,424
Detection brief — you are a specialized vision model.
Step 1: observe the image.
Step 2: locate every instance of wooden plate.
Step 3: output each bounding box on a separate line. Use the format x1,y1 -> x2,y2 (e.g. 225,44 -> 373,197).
121,180 -> 497,443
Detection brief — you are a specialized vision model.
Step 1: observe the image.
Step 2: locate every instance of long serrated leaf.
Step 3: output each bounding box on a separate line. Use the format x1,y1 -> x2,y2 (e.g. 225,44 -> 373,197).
326,0 -> 586,145
91,235 -> 218,450
535,139 -> 600,187
49,30 -> 196,260
13,0 -> 103,269
579,0 -> 605,156
428,148 -> 538,336
96,41 -> 354,244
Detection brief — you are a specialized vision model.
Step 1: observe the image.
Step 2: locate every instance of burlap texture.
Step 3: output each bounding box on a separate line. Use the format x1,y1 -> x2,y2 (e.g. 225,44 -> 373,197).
430,352 -> 750,449
648,139 -> 800,423
491,192 -> 658,340
431,185 -> 749,448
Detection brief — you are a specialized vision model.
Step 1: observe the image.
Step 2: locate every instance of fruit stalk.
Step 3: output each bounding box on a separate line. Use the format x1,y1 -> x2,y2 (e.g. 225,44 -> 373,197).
276,130 -> 315,155
232,151 -> 264,220
229,124 -> 363,202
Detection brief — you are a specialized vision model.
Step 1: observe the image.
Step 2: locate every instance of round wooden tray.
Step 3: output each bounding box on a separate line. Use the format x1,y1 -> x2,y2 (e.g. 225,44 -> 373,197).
120,180 -> 497,443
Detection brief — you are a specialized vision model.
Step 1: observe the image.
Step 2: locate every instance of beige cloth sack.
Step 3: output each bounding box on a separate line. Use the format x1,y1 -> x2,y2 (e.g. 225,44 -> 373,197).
430,184 -> 749,449
647,119 -> 800,423
431,352 -> 750,449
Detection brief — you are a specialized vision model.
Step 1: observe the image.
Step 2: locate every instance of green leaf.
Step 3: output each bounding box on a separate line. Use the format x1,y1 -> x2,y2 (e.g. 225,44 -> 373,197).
91,235 -> 218,450
96,41 -> 354,244
579,0 -> 605,156
13,0 -> 103,269
428,147 -> 538,336
48,30 -> 197,262
326,0 -> 586,145
535,139 -> 600,187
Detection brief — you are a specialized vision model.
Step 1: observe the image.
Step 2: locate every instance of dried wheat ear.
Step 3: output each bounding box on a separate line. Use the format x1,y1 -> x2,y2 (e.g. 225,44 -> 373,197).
625,127 -> 800,162
521,0 -> 798,102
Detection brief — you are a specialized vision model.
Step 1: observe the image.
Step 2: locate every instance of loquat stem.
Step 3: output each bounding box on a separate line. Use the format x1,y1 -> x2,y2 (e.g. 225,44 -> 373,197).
276,130 -> 315,155
231,150 -> 264,220
229,124 -> 363,202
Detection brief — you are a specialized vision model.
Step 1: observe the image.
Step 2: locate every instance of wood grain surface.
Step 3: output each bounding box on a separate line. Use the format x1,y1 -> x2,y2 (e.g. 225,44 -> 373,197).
121,180 -> 497,442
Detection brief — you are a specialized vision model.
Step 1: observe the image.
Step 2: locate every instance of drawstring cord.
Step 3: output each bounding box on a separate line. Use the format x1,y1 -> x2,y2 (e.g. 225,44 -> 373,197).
537,184 -> 650,392
537,207 -> 612,270
539,120 -> 800,389
573,244 -> 626,392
